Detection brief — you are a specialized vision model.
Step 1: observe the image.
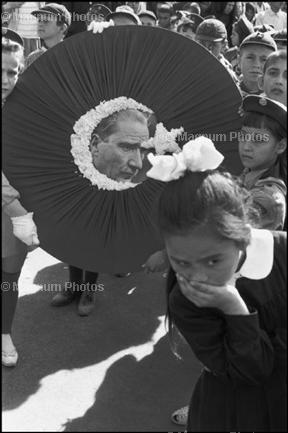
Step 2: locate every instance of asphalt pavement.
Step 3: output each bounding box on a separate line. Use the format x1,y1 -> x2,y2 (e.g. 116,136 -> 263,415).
2,247 -> 201,432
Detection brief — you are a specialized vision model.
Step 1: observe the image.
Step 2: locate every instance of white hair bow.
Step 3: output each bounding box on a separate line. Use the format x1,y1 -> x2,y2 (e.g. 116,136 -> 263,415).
88,19 -> 114,33
146,137 -> 224,181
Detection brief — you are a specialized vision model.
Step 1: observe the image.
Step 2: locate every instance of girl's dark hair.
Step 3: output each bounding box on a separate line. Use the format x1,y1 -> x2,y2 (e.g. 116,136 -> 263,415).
158,170 -> 259,357
159,170 -> 256,245
242,111 -> 287,182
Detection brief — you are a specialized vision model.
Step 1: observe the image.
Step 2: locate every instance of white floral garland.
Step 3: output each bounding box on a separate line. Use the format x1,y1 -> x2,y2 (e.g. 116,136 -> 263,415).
142,123 -> 183,155
70,96 -> 183,190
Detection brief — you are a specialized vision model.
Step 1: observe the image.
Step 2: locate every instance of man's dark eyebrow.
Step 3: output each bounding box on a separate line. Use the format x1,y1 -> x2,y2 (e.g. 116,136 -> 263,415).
118,142 -> 141,147
170,255 -> 189,262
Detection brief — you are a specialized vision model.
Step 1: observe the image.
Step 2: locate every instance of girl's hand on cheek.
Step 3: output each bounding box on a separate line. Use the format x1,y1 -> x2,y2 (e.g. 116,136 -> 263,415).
176,274 -> 249,314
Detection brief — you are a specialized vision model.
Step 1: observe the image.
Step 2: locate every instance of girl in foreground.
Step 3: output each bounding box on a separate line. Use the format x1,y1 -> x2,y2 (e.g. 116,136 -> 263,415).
147,138 -> 286,432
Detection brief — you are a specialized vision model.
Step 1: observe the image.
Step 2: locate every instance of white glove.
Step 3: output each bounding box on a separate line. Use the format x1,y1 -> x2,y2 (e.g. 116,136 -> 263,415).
87,19 -> 114,34
11,212 -> 40,246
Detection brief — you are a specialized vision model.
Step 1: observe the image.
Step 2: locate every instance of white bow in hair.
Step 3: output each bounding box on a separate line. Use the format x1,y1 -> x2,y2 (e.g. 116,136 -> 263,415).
146,136 -> 224,181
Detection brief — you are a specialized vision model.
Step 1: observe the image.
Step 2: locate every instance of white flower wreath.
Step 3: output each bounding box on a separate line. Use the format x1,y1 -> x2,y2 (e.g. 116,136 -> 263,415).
70,96 -> 183,190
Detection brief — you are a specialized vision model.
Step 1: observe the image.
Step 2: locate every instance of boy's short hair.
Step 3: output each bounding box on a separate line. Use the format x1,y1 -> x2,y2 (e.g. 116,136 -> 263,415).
240,31 -> 277,52
263,50 -> 287,74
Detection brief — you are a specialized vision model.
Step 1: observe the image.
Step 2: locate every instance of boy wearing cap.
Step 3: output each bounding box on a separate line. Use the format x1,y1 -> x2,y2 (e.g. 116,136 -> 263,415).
239,95 -> 287,229
258,50 -> 287,105
25,3 -> 71,69
156,3 -> 175,30
107,5 -> 142,25
225,16 -> 254,75
195,18 -> 239,84
239,31 -> 277,97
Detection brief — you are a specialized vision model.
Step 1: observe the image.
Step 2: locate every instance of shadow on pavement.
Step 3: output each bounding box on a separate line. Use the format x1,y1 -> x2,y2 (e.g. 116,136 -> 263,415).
2,263 -> 201,431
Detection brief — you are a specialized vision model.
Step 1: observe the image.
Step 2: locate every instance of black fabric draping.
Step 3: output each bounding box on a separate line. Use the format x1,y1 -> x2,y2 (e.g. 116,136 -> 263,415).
2,26 -> 242,272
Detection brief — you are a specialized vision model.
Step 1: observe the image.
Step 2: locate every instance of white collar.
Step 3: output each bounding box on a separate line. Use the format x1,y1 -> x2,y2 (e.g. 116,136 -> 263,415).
237,228 -> 274,280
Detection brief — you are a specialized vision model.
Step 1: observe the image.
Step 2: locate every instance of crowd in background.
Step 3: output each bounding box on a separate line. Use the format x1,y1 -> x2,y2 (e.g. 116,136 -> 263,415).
2,2 -> 287,101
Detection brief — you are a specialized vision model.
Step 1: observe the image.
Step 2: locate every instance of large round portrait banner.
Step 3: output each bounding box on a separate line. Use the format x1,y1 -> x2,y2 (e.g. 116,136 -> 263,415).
3,26 -> 242,272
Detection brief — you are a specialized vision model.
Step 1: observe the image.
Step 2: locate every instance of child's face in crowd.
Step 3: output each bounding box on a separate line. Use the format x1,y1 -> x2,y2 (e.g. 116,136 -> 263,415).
260,60 -> 287,105
37,15 -> 64,40
240,45 -> 273,83
239,126 -> 286,170
165,225 -> 241,286
2,52 -> 21,101
140,16 -> 156,26
224,2 -> 235,14
157,11 -> 171,28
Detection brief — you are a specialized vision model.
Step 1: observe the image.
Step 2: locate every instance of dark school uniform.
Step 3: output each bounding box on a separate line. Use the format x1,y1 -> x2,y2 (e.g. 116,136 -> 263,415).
239,79 -> 262,98
168,229 -> 286,432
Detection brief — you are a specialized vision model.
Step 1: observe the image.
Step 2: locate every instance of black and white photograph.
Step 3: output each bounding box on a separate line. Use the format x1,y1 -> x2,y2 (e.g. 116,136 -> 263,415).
2,1 -> 287,431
